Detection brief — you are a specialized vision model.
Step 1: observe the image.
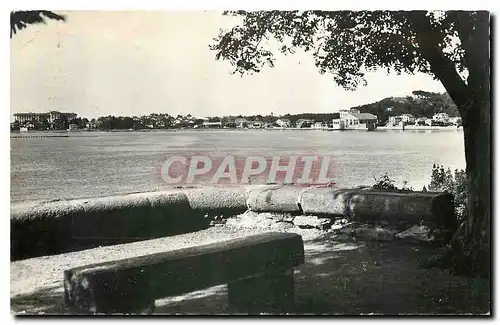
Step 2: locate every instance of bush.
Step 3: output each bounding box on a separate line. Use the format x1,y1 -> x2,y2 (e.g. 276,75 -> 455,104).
372,175 -> 398,190
427,164 -> 467,219
372,175 -> 414,192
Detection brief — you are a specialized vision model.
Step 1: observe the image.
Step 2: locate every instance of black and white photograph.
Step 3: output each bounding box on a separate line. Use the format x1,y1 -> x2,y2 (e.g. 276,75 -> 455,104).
9,7 -> 491,316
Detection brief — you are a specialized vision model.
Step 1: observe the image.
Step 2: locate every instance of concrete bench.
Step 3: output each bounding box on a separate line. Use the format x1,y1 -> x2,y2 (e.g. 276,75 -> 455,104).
63,232 -> 305,314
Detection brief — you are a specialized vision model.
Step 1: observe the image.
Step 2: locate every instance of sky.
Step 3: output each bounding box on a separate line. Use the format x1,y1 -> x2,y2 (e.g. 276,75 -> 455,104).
10,11 -> 447,120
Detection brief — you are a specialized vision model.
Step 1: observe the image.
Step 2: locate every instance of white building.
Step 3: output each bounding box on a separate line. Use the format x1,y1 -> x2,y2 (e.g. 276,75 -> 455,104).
296,119 -> 313,128
414,117 -> 427,125
448,116 -> 462,125
202,121 -> 222,128
312,122 -> 324,129
338,109 -> 378,130
331,119 -> 345,130
425,118 -> 434,126
388,116 -> 402,126
400,114 -> 415,123
275,118 -> 291,128
234,117 -> 247,128
13,111 -> 77,124
433,112 -> 450,123
388,114 -> 414,126
247,120 -> 264,128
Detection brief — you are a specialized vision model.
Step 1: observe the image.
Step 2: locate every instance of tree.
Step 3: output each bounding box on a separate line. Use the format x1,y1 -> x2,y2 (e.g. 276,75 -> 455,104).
210,10 -> 490,276
11,120 -> 20,131
81,118 -> 89,129
52,116 -> 69,130
10,11 -> 65,38
39,118 -> 50,130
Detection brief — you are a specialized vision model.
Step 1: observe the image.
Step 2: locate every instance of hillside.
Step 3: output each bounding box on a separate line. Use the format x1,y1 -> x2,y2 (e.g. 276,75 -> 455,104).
243,91 -> 459,125
350,91 -> 459,123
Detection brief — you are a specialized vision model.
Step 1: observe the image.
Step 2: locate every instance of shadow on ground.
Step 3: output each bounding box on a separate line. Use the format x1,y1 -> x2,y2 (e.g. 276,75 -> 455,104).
11,284 -> 65,315
11,237 -> 490,315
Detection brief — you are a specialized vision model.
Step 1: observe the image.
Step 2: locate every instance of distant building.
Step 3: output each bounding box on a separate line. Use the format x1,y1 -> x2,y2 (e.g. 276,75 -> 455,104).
48,111 -> 77,123
400,114 -> 415,124
389,114 -> 414,126
13,111 -> 77,123
13,112 -> 49,123
448,117 -> 462,125
202,121 -> 222,128
331,119 -> 345,130
338,109 -> 378,130
433,112 -> 450,123
415,117 -> 427,125
312,122 -> 323,129
275,118 -> 291,128
234,118 -> 247,128
296,119 -> 313,128
388,116 -> 402,126
249,120 -> 264,128
13,111 -> 77,129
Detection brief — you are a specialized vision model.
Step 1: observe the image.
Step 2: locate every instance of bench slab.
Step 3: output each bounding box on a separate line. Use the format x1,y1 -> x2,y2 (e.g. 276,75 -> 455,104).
64,232 -> 304,314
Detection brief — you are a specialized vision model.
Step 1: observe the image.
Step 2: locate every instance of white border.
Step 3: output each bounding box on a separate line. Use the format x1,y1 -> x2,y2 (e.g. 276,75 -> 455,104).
5,0 -> 499,11
3,1 -> 497,324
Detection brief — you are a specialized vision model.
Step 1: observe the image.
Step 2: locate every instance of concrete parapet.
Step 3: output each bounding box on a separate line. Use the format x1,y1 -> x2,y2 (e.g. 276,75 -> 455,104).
346,190 -> 456,229
185,187 -> 248,215
11,200 -> 85,261
299,188 -> 353,216
11,190 -> 200,261
11,186 -> 456,261
246,185 -> 303,213
246,186 -> 455,229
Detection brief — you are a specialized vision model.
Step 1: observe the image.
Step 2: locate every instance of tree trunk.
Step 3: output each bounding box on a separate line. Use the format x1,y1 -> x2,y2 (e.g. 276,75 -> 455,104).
455,12 -> 491,278
417,11 -> 491,277
456,98 -> 490,277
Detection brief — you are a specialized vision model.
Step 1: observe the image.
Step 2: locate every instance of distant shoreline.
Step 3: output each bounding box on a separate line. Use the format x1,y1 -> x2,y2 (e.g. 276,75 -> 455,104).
10,126 -> 463,136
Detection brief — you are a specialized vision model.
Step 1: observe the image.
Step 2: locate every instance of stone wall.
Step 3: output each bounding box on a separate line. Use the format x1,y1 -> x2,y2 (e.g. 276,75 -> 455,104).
11,186 -> 456,261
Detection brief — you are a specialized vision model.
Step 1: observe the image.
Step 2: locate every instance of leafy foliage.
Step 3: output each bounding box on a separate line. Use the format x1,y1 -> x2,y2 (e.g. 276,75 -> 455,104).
210,11 -> 491,131
96,115 -> 166,130
372,174 -> 413,192
211,11 -> 481,92
372,175 -> 398,190
428,164 -> 467,218
10,11 -> 65,38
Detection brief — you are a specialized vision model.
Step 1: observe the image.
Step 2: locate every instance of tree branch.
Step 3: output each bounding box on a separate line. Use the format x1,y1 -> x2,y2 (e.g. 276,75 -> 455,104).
408,11 -> 471,117
462,12 -> 490,97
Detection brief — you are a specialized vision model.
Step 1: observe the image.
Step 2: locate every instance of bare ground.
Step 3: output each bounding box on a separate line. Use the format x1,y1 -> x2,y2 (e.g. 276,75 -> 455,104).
11,225 -> 490,315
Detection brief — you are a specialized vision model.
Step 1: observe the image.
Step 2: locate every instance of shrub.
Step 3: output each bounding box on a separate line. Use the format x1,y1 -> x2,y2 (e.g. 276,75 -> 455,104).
372,175 -> 413,192
372,175 -> 398,190
427,164 -> 467,219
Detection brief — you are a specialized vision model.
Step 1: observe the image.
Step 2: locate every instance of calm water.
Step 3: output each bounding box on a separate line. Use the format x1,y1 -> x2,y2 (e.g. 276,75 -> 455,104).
10,129 -> 466,203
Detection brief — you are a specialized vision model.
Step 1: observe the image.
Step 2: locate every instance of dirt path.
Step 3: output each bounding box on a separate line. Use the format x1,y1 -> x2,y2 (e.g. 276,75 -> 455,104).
11,226 -> 489,315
